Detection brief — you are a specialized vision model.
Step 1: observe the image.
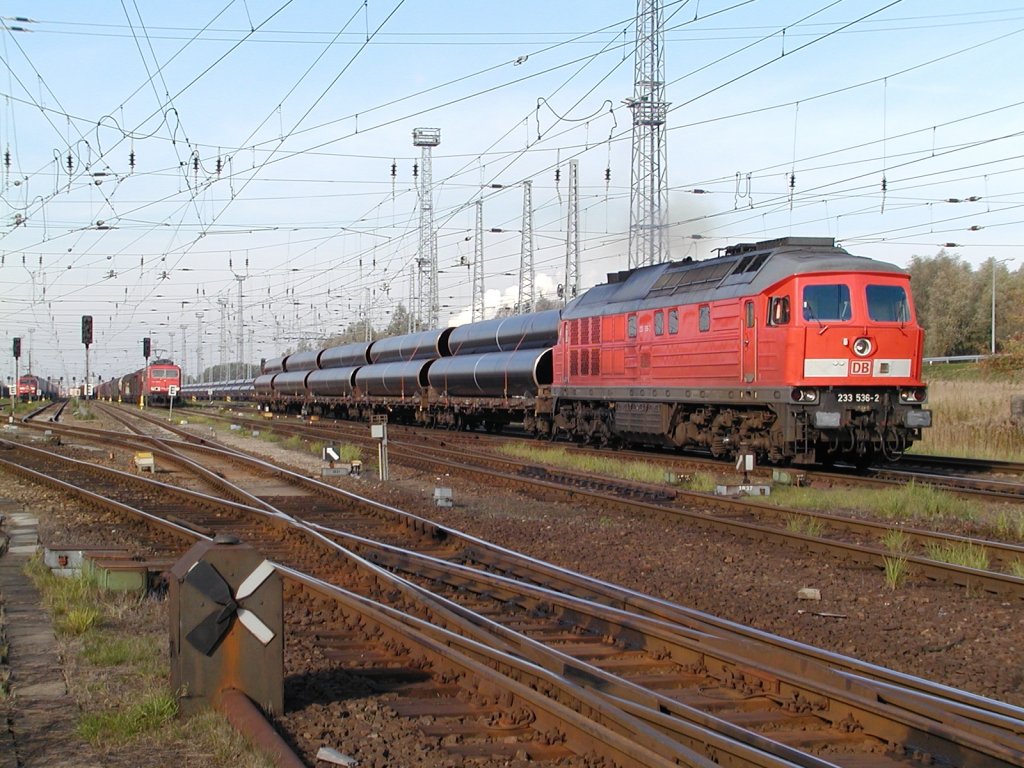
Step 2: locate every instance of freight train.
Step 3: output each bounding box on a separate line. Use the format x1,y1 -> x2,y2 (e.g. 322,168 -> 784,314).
183,237 -> 932,466
95,359 -> 182,405
16,374 -> 59,401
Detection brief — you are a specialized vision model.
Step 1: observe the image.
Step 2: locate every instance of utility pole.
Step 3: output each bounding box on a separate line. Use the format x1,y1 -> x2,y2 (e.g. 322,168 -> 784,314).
472,199 -> 485,322
518,180 -> 535,315
413,128 -> 441,329
626,0 -> 669,269
235,275 -> 246,378
195,311 -> 205,383
217,297 -> 228,380
179,323 -> 188,383
564,159 -> 580,304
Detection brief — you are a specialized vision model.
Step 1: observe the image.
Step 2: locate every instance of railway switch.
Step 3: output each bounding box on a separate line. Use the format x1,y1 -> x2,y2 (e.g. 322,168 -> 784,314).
169,535 -> 283,717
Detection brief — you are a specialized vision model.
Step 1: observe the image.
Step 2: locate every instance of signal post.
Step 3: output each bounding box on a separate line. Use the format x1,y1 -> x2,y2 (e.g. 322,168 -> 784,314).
82,315 -> 93,399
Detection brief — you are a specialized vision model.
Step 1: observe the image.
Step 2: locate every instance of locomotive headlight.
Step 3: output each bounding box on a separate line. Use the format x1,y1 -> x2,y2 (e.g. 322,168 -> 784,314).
852,337 -> 873,357
899,388 -> 927,403
791,388 -> 818,403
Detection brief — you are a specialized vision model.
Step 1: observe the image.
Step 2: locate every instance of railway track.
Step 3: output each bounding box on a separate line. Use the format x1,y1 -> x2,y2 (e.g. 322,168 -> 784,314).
162,404 -> 1024,596
4,405 -> 1024,767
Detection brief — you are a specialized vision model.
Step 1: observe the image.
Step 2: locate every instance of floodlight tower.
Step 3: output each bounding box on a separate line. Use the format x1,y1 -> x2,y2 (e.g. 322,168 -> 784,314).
471,200 -> 485,322
413,128 -> 441,328
563,160 -> 580,304
626,0 -> 669,269
517,180 -> 535,315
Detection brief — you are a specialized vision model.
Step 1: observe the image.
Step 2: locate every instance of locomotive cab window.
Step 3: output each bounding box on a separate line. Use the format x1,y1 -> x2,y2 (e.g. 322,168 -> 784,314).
668,308 -> 679,334
627,314 -> 638,338
654,310 -> 664,336
867,284 -> 910,322
698,305 -> 711,332
803,284 -> 851,322
768,296 -> 790,325
744,301 -> 755,328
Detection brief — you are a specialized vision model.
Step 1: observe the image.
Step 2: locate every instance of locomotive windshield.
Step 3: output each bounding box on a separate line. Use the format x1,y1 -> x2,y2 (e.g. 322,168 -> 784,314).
866,284 -> 910,322
802,284 -> 851,322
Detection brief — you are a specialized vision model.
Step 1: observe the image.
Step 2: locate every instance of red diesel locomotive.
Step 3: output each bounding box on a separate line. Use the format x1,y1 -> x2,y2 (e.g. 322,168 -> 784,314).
548,236 -> 929,465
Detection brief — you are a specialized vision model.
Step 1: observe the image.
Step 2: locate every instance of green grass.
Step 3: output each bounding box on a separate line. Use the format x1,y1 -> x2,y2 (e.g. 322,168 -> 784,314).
769,481 -> 979,524
498,442 -> 673,486
924,541 -> 990,570
995,510 -> 1024,542
82,634 -> 162,669
1010,560 -> 1024,579
883,556 -> 910,589
881,529 -> 911,554
78,689 -> 178,744
785,514 -> 824,537
58,606 -> 102,635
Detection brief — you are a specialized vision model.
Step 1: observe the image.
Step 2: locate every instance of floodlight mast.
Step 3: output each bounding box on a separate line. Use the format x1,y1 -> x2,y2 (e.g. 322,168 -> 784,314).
413,128 -> 440,329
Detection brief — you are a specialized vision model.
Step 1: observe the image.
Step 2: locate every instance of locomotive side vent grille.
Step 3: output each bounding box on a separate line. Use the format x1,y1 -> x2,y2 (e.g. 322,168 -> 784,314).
581,318 -> 590,345
591,316 -> 601,343
570,349 -> 579,376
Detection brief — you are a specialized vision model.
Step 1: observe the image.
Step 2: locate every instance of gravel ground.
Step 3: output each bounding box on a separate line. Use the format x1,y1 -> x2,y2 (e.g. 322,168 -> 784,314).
2,424 -> 1022,767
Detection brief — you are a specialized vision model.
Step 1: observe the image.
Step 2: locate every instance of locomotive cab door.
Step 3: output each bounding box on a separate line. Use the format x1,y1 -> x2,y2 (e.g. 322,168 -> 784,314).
741,300 -> 756,383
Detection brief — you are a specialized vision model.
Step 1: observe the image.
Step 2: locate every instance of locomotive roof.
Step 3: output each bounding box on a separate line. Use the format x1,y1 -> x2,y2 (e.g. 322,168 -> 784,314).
562,236 -> 907,319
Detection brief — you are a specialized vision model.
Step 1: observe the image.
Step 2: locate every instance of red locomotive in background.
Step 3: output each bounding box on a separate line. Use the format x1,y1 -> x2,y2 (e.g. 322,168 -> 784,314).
16,374 -> 59,401
95,359 -> 181,405
189,236 -> 930,467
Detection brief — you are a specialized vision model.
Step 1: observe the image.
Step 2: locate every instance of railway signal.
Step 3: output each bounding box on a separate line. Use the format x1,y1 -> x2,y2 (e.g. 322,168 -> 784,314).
81,315 -> 93,347
12,337 -> 20,359
82,316 -> 93,399
142,337 -> 151,408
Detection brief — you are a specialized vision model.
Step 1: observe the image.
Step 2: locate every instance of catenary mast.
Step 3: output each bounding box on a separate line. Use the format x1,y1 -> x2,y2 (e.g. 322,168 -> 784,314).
626,0 -> 669,269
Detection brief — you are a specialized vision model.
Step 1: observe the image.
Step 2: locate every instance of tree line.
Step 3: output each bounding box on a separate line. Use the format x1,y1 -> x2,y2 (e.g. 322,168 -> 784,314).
907,250 -> 1023,358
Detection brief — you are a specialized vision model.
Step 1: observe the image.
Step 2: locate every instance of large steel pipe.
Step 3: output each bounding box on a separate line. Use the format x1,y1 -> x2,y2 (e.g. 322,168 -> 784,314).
262,356 -> 287,375
282,349 -> 320,372
319,341 -> 372,369
446,309 -> 561,356
368,328 -> 452,364
306,366 -> 359,397
355,360 -> 431,397
254,374 -> 276,395
270,370 -> 311,398
428,348 -> 552,398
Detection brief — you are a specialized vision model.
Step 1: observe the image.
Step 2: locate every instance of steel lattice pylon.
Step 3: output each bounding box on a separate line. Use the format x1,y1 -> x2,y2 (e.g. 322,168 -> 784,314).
626,0 -> 669,270
517,180 -> 535,314
564,160 -> 579,303
471,200 -> 485,322
413,128 -> 441,329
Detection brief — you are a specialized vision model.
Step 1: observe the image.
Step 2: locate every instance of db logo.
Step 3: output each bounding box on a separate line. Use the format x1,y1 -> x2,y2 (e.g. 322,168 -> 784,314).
850,360 -> 872,375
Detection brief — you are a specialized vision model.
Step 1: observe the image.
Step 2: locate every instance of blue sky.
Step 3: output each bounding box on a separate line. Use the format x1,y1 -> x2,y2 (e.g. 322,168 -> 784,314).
1,0 -> 1021,385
